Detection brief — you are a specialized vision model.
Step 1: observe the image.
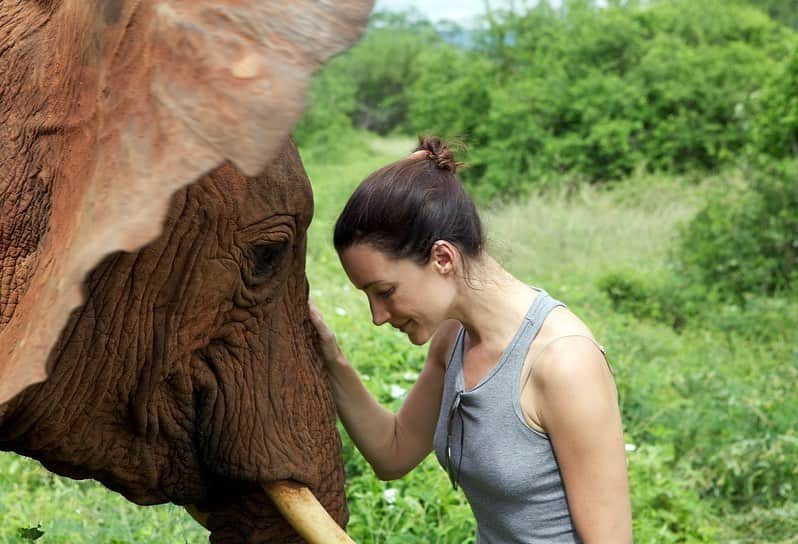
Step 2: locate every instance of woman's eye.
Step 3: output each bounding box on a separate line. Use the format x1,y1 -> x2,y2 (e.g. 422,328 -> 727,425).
378,288 -> 395,299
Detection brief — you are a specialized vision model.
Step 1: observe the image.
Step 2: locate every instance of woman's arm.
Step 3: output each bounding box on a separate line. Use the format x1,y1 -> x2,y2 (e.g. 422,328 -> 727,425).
530,337 -> 633,543
309,301 -> 459,480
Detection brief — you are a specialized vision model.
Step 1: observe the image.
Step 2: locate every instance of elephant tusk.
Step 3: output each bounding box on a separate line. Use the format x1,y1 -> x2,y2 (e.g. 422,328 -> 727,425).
263,480 -> 356,544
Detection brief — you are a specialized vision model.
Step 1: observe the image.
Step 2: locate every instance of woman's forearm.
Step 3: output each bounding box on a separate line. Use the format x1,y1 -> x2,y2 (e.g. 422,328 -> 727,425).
308,301 -> 442,479
326,354 -> 410,479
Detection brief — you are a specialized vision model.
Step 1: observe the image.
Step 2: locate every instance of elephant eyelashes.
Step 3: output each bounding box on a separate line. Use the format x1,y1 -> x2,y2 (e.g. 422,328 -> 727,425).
248,241 -> 290,280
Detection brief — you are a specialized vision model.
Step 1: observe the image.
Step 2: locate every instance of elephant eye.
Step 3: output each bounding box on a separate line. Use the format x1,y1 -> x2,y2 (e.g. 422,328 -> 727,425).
248,241 -> 289,279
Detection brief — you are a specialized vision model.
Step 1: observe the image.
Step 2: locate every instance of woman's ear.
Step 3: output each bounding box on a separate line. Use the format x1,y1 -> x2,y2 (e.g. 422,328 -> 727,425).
430,241 -> 458,276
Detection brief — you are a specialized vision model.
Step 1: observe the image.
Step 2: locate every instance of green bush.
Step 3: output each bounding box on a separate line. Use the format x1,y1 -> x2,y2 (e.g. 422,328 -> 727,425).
738,0 -> 798,29
597,270 -> 690,330
309,12 -> 443,136
750,43 -> 798,159
706,432 -> 798,508
298,1 -> 795,197
405,45 -> 493,149
675,160 -> 798,302
399,0 -> 793,196
293,57 -> 359,157
628,443 -> 720,542
725,503 -> 798,542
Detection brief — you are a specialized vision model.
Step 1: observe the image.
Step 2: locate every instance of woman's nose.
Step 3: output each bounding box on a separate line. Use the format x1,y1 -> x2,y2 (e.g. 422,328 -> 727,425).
369,300 -> 390,326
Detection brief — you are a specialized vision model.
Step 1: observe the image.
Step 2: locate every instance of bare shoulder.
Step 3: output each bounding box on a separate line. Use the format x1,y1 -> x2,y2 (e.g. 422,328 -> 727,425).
426,319 -> 462,371
530,330 -> 618,426
519,304 -> 616,431
533,336 -> 610,388
540,305 -> 595,340
537,304 -> 603,360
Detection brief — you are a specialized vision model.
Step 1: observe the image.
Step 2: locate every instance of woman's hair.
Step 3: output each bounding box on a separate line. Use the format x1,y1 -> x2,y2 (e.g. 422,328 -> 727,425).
333,136 -> 484,265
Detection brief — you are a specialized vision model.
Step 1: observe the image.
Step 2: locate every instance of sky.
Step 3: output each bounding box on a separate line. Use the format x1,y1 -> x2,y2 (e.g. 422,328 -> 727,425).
373,0 -> 523,24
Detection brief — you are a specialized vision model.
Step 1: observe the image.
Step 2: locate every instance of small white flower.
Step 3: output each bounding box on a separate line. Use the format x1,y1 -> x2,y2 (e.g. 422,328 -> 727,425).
625,443 -> 637,452
402,371 -> 419,381
335,307 -> 347,316
383,488 -> 398,504
362,374 -> 370,381
389,384 -> 407,399
342,284 -> 351,292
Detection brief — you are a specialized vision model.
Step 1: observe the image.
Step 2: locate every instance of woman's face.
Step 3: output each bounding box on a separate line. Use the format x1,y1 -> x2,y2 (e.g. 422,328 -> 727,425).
339,243 -> 456,345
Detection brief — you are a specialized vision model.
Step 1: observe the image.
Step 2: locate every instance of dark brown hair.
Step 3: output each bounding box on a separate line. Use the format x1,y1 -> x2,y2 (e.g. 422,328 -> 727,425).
333,136 -> 484,264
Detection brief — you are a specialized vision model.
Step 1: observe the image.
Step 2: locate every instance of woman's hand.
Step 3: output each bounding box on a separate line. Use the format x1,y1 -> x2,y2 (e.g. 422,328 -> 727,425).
308,299 -> 345,369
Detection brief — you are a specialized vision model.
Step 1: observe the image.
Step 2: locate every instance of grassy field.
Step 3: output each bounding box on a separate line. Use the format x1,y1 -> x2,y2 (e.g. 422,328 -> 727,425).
1,135 -> 796,542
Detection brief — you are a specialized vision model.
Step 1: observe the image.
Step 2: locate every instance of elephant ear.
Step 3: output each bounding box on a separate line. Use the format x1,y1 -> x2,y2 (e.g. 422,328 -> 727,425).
0,0 -> 373,404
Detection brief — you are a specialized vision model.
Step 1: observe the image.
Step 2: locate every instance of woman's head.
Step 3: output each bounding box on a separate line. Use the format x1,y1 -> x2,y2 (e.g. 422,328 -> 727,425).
333,136 -> 484,265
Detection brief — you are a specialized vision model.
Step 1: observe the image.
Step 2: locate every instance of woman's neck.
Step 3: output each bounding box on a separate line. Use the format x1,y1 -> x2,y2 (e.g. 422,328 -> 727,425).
448,254 -> 538,353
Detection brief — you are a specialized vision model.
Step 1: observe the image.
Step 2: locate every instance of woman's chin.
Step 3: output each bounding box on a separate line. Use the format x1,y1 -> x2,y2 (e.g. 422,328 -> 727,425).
407,328 -> 431,346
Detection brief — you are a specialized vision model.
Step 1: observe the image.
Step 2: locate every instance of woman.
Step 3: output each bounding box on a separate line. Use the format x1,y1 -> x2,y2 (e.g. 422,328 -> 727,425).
309,137 -> 632,543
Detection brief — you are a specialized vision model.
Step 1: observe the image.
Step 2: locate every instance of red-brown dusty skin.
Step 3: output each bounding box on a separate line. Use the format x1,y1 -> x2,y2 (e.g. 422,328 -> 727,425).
0,1 -> 374,542
0,0 -> 373,404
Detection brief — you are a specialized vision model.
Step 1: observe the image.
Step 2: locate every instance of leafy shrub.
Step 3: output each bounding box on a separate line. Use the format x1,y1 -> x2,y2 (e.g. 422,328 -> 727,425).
403,0 -> 793,196
405,45 -> 493,148
295,10 -> 447,154
298,1 -> 795,196
293,57 -> 359,158
675,159 -> 798,302
628,444 -> 720,543
598,270 -> 690,330
705,432 -> 798,508
750,43 -> 798,159
738,0 -> 798,29
725,503 -> 798,542
707,292 -> 798,343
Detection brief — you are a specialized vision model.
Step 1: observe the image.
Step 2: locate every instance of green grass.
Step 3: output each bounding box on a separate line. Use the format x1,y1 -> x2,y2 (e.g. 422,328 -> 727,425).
0,453 -> 205,543
1,134 -> 796,542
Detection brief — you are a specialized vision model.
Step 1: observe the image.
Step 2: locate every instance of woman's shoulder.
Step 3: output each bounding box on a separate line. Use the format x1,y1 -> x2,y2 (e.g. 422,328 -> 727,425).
529,306 -> 612,391
541,304 -> 595,340
526,303 -> 608,385
522,311 -> 615,432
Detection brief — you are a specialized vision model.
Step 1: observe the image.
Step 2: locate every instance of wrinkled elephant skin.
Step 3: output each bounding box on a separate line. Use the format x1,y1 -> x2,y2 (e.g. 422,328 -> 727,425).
0,0 -> 374,542
0,0 -> 372,402
2,142 -> 347,543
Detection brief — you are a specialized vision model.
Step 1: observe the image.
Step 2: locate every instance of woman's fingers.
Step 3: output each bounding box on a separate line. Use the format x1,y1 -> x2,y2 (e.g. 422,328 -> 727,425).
308,298 -> 342,364
308,299 -> 333,337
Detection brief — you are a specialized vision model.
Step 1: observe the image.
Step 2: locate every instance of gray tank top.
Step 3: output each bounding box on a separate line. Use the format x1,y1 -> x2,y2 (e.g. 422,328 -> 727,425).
432,289 -> 583,543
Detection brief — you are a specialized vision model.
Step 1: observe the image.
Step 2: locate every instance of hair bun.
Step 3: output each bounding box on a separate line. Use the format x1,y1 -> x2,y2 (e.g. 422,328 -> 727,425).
414,136 -> 462,174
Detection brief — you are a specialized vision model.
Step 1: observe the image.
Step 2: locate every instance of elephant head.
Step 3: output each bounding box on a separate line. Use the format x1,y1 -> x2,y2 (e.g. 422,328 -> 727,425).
2,141 -> 348,542
0,1 -> 373,542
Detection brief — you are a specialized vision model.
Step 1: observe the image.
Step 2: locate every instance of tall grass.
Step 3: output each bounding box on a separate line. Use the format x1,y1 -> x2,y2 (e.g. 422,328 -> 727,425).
1,135 -> 795,542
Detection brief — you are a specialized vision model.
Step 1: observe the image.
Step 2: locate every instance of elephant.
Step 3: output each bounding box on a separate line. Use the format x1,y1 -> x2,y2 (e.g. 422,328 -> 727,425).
0,1 -> 373,542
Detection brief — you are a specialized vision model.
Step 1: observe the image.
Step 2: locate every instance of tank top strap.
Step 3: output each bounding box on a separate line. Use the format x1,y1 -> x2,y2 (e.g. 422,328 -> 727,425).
445,325 -> 467,375
446,288 -> 567,391
507,288 -> 565,364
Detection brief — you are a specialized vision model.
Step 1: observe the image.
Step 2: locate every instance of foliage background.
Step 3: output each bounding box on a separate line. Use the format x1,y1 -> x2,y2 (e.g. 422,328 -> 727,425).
2,0 -> 797,542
